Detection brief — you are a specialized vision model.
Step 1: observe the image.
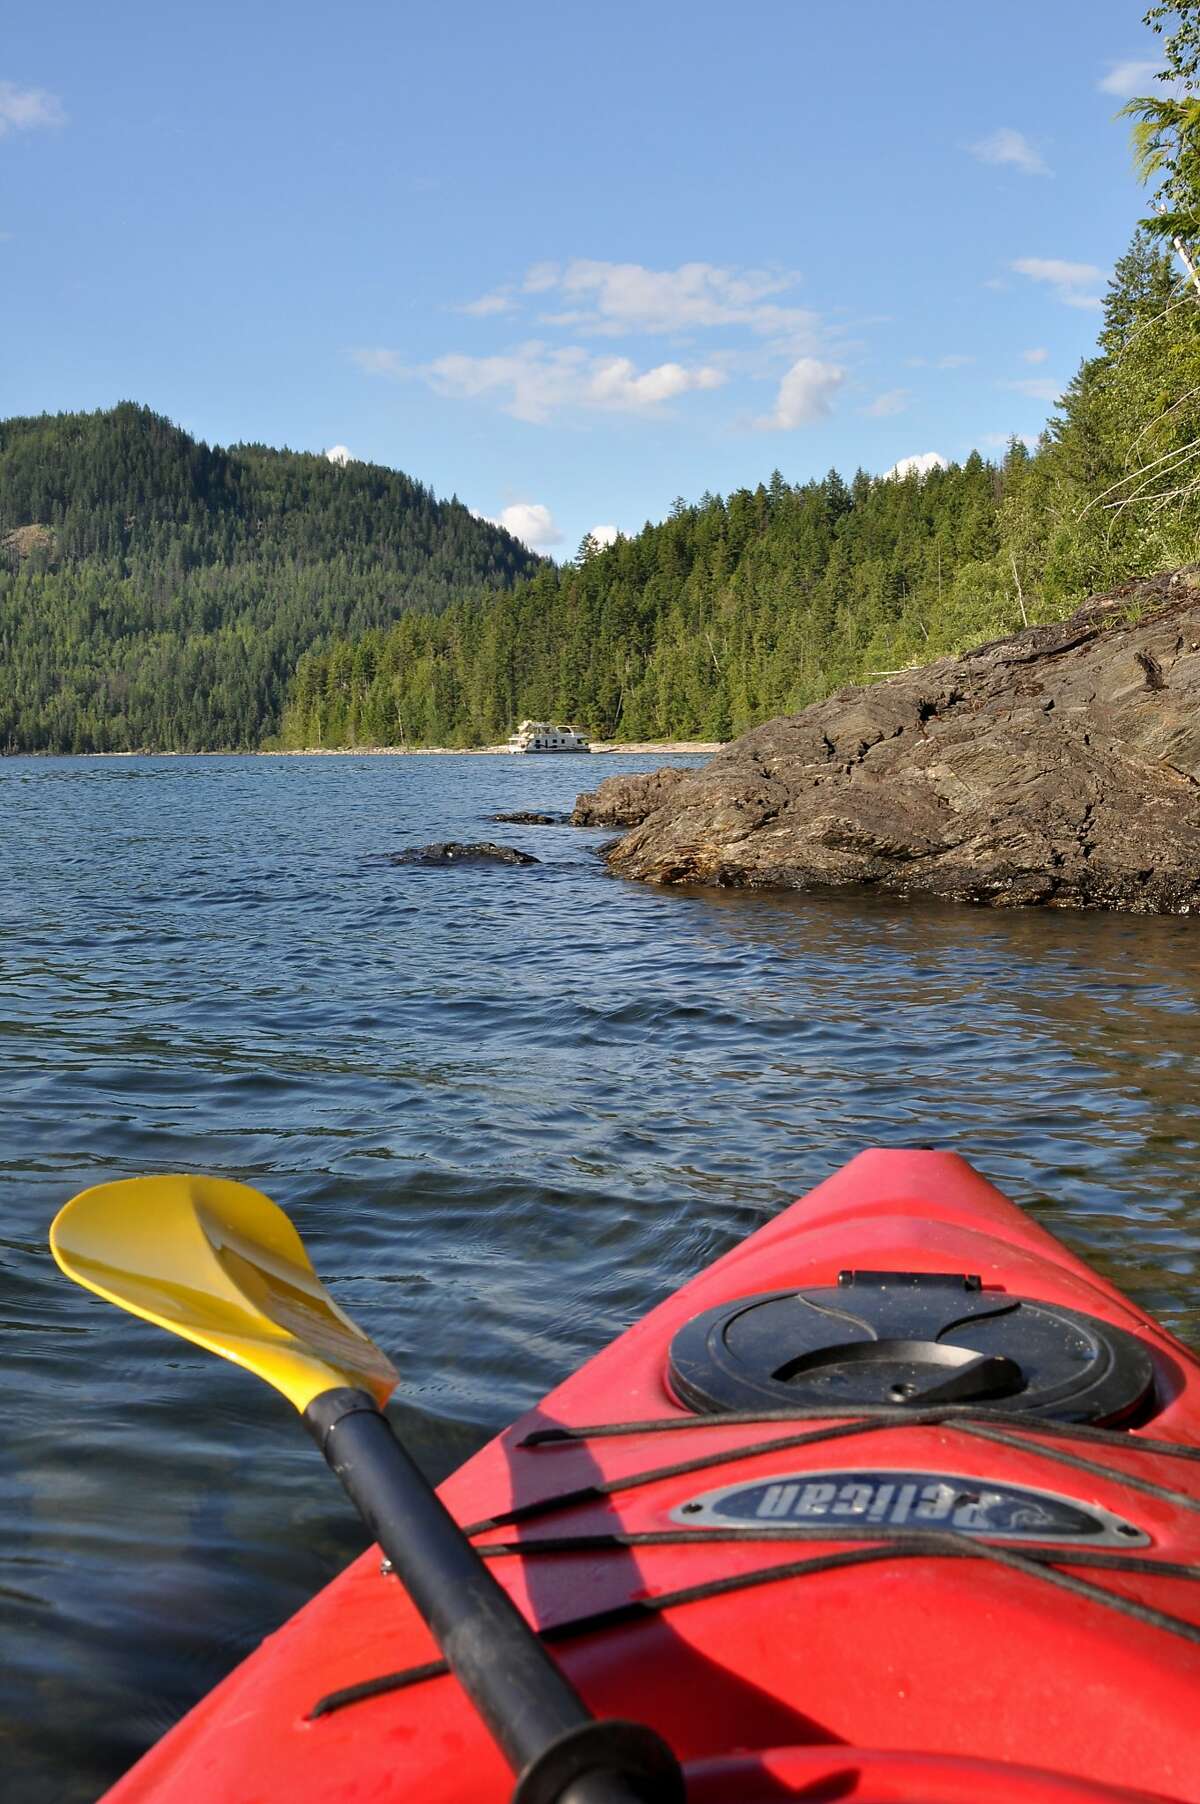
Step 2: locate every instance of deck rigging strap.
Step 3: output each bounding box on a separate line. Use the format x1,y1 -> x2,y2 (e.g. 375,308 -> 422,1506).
465,1410 -> 1200,1538
307,1406 -> 1200,1721
308,1534 -> 1200,1720
519,1405 -> 1200,1461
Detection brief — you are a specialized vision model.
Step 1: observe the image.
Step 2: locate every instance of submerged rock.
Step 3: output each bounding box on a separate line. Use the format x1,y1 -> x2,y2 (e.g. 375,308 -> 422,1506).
490,810 -> 567,825
589,572 -> 1200,912
383,842 -> 540,867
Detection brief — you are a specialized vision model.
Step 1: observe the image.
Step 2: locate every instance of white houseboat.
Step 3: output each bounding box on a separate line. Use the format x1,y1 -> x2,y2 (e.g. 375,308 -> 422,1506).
505,719 -> 591,754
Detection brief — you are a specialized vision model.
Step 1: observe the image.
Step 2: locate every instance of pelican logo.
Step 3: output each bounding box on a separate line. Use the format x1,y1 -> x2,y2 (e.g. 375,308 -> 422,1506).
670,1470 -> 1147,1546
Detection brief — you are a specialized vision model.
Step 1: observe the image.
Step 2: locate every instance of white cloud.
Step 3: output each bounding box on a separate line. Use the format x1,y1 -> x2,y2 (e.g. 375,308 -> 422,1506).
325,445 -> 355,465
1022,346 -> 1050,363
523,262 -> 560,294
362,257 -> 847,434
0,82 -> 65,137
589,524 -> 620,548
1097,58 -> 1162,97
385,340 -> 726,423
390,256 -> 851,438
1012,256 -> 1105,309
459,291 -> 514,317
883,452 -> 948,481
352,347 -> 407,376
587,356 -> 724,408
864,387 -> 910,417
482,502 -> 563,550
754,356 -> 845,430
1003,376 -> 1065,402
513,258 -> 818,345
969,128 -> 1049,177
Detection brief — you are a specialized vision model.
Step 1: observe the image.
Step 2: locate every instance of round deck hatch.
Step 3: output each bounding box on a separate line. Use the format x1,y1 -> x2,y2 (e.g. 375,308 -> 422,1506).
667,1271 -> 1155,1424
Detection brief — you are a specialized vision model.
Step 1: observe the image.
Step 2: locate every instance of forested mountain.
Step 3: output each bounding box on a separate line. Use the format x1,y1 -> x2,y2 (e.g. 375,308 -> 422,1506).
0,404 -> 539,750
282,231 -> 1200,751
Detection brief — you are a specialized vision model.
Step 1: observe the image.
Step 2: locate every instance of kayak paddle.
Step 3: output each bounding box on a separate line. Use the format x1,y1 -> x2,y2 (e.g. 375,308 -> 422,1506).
50,1174 -> 683,1804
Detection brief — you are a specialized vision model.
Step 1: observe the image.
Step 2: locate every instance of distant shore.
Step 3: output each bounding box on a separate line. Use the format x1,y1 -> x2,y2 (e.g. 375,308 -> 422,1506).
6,741 -> 723,759
263,741 -> 724,758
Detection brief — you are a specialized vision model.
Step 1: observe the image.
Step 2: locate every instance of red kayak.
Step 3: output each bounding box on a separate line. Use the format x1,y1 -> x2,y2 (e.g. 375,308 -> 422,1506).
98,1150 -> 1200,1802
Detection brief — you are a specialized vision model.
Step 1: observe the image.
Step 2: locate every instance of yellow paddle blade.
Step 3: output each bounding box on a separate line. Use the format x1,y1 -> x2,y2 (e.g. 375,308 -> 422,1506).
49,1174 -> 398,1413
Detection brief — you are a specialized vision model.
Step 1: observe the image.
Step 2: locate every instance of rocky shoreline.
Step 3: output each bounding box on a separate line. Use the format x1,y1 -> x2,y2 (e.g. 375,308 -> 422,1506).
572,572 -> 1200,913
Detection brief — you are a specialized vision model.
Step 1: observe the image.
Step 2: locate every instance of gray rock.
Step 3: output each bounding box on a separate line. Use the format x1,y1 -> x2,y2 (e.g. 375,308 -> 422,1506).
593,572 -> 1200,912
490,810 -> 567,825
383,842 -> 540,867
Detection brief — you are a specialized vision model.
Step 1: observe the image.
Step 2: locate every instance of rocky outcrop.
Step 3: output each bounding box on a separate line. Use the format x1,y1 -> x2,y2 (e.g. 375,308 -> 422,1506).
572,764 -> 691,827
1,524 -> 55,567
588,573 -> 1200,912
383,842 -> 539,866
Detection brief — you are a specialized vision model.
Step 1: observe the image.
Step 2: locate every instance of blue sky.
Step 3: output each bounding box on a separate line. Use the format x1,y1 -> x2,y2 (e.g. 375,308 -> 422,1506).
2,1 -> 1176,556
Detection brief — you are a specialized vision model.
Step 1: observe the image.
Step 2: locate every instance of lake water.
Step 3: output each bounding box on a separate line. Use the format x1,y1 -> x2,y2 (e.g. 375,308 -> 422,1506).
4,752 -> 1200,1801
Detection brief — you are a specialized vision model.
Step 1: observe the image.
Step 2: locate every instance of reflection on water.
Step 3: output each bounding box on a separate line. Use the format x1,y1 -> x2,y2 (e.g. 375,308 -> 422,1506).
2,753 -> 1199,1801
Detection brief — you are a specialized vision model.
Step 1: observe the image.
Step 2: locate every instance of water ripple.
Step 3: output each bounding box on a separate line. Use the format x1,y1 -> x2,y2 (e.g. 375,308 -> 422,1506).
3,751 -> 1200,1800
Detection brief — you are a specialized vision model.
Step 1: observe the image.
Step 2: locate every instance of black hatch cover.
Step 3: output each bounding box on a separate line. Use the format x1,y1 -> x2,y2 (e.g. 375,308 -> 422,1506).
667,1270 -> 1155,1424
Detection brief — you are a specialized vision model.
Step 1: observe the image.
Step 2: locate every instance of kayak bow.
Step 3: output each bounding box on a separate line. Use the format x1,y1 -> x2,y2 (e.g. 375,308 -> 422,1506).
52,1150 -> 1200,1802
50,1173 -> 681,1804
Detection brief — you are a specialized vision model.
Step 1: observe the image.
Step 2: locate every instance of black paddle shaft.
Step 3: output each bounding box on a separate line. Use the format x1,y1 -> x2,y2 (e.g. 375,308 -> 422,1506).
305,1389 -> 683,1804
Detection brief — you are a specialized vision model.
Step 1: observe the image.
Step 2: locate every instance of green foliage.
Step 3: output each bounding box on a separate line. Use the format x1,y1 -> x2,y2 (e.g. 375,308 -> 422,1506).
1124,7 -> 1200,244
1123,92 -> 1200,242
1145,2 -> 1200,87
0,404 -> 539,750
1029,231 -> 1200,596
